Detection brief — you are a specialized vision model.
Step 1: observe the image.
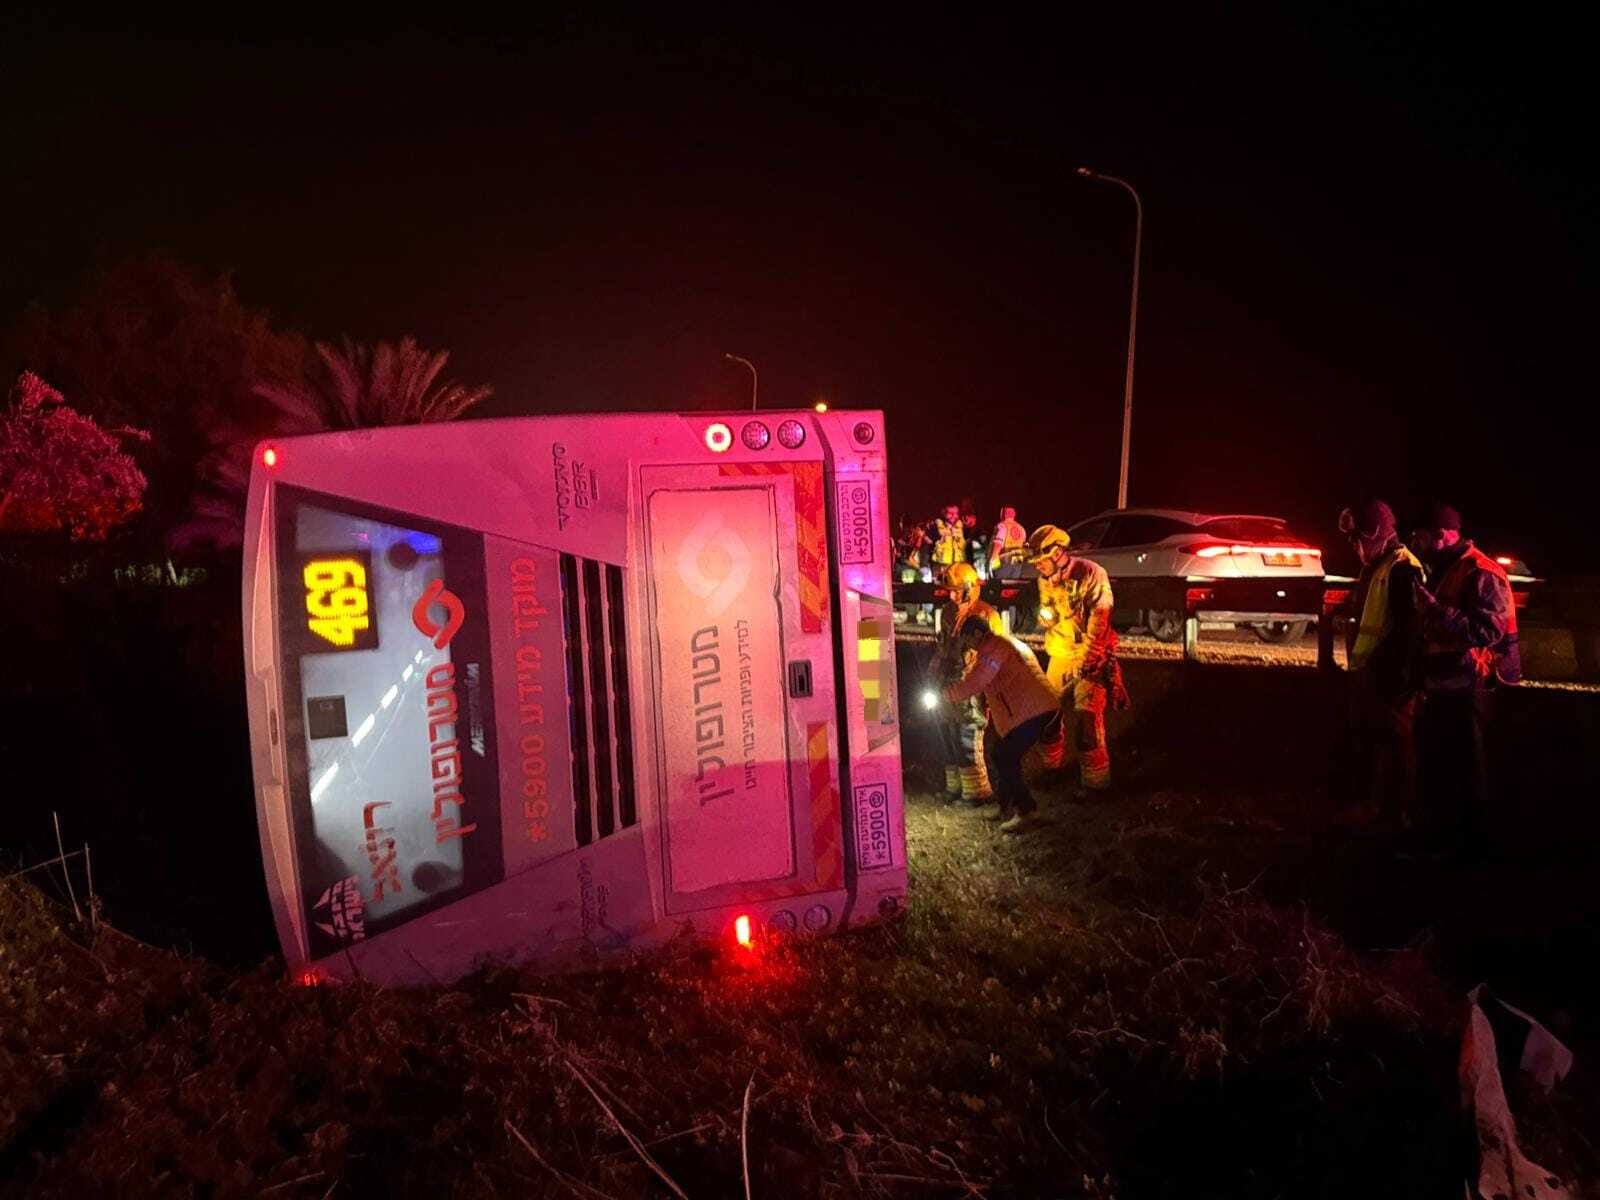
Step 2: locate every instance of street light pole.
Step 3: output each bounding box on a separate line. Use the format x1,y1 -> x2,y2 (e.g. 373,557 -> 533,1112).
1076,167 -> 1142,509
724,353 -> 758,411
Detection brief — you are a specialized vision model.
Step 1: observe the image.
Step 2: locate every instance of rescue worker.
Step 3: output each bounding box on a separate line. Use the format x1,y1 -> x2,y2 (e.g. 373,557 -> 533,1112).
938,562 -> 1008,805
927,505 -> 967,576
927,565 -> 969,798
961,506 -> 989,578
893,515 -> 922,583
1027,524 -> 1124,794
942,616 -> 1063,833
1405,503 -> 1520,859
989,506 -> 1028,575
1335,500 -> 1424,830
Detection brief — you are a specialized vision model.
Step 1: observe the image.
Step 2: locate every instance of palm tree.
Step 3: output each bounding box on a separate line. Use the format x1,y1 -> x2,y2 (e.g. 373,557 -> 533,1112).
255,337 -> 491,431
173,337 -> 492,553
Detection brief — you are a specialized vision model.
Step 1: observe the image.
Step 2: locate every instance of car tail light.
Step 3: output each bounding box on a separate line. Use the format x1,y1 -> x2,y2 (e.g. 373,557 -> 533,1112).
1323,588 -> 1352,612
734,914 -> 753,948
1183,542 -> 1321,559
1185,587 -> 1215,609
262,445 -> 280,468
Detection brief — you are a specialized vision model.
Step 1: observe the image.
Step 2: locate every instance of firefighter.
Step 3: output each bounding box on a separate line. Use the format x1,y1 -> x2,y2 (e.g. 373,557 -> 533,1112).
989,506 -> 1028,575
1027,524 -> 1124,795
1405,503 -> 1519,859
944,561 -> 1009,805
1335,500 -> 1424,830
942,616 -> 1063,833
927,504 -> 967,575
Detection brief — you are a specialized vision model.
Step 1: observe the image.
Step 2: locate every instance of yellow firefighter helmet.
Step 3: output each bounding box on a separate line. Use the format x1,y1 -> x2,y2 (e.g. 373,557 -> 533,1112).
1026,524 -> 1071,565
944,561 -> 980,592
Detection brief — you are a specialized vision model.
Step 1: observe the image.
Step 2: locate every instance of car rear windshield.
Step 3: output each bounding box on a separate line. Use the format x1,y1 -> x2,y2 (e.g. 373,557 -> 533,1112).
1199,516 -> 1295,542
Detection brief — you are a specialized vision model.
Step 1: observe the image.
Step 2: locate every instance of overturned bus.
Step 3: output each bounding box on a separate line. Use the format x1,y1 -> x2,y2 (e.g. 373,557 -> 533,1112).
241,409 -> 905,983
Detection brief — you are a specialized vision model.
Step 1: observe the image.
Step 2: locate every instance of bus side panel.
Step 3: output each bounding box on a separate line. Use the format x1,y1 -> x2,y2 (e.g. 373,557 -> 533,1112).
817,413 -> 908,924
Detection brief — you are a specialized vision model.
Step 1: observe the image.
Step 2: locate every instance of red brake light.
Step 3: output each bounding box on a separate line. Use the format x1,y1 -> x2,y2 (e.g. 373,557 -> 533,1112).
1184,542 -> 1320,559
705,422 -> 733,453
734,914 -> 753,948
262,446 -> 280,468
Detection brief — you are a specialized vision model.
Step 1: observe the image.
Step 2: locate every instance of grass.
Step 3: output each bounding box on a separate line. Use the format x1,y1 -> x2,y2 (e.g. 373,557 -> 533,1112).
3,660 -> 1597,1197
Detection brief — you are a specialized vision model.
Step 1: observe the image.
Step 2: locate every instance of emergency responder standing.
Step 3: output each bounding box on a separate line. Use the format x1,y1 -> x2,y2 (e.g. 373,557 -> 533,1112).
1406,503 -> 1520,859
935,562 -> 1007,804
1335,500 -> 1424,830
1027,524 -> 1123,795
942,617 -> 1063,833
927,505 -> 967,578
989,506 -> 1027,576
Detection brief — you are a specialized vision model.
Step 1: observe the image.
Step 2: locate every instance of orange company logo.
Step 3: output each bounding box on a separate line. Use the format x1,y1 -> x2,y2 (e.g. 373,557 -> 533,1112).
412,578 -> 466,648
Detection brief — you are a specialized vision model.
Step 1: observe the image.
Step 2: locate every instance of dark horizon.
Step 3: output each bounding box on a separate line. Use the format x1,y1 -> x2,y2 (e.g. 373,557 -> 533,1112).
4,12 -> 1594,572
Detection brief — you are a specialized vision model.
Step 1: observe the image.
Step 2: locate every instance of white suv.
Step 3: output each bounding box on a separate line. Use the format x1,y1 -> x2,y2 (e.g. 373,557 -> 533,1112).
1067,508 -> 1325,643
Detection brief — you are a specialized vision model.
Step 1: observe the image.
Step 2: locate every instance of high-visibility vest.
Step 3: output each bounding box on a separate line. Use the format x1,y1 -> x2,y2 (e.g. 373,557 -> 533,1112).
931,518 -> 966,565
1348,545 -> 1422,670
989,519 -> 1026,566
1425,545 -> 1521,685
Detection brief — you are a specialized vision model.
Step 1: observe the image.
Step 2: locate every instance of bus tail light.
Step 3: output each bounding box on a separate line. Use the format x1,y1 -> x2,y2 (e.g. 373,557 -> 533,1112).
705,422 -> 733,453
776,419 -> 806,449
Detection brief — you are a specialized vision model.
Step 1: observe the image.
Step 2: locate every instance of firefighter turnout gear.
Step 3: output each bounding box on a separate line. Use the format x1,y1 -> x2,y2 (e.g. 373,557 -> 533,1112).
1031,526 -> 1118,792
931,566 -> 999,803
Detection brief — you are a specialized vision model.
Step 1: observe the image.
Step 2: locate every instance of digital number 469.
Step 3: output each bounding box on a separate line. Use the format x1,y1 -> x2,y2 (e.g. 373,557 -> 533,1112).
304,559 -> 370,646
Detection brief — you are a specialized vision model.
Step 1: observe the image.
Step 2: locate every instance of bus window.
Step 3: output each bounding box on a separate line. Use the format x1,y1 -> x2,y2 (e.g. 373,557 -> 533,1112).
274,486 -> 504,957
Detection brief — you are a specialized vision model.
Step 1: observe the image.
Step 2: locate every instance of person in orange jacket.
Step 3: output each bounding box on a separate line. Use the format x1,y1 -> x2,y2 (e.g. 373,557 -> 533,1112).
943,618 -> 1063,833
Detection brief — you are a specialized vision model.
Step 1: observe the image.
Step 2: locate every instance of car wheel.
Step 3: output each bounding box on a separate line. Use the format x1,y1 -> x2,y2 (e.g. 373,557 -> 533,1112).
1145,608 -> 1184,643
1253,620 -> 1308,644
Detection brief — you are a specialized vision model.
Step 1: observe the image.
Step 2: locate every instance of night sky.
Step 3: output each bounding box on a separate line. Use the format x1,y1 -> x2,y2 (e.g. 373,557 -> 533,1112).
5,11 -> 1594,571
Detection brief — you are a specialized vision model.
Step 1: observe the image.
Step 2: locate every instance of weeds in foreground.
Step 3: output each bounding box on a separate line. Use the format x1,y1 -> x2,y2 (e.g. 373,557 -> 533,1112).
4,785 -> 1504,1199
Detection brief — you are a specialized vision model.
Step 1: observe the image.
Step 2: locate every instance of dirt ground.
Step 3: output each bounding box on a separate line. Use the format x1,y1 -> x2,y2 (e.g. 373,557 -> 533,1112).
4,647 -> 1597,1197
